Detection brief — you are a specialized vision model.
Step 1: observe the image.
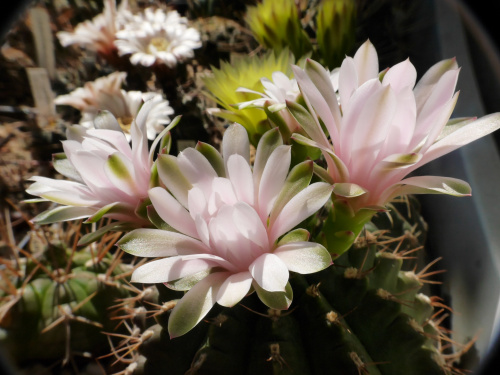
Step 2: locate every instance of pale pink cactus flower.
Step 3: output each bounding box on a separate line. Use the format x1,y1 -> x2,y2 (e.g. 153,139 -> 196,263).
26,99 -> 176,226
118,123 -> 333,337
288,40 -> 500,212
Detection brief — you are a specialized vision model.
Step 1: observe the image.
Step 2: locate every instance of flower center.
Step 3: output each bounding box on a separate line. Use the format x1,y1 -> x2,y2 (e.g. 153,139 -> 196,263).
149,37 -> 170,52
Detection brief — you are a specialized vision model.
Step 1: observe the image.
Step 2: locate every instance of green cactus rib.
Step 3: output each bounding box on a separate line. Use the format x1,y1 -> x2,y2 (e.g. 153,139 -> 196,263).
0,243 -> 131,363
136,197 -> 459,375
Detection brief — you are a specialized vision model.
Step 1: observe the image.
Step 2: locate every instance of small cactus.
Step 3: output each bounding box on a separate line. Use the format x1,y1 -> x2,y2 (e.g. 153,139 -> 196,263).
0,219 -> 139,372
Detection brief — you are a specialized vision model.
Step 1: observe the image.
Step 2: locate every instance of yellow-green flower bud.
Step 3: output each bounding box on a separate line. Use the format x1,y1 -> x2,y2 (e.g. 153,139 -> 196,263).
245,0 -> 312,60
316,0 -> 356,69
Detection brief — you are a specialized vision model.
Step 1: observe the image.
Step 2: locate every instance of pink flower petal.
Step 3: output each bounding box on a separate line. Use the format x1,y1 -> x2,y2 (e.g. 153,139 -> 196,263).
257,145 -> 291,220
417,68 -> 459,126
227,154 -> 254,206
415,113 -> 500,169
149,187 -> 198,239
413,57 -> 458,113
269,182 -> 333,243
178,148 -> 217,190
232,202 -> 269,252
338,56 -> 358,110
382,58 -> 417,93
353,40 -> 379,85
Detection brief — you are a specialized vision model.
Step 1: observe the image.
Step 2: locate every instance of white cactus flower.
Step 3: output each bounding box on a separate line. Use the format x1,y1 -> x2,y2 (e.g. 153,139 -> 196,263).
114,8 -> 201,68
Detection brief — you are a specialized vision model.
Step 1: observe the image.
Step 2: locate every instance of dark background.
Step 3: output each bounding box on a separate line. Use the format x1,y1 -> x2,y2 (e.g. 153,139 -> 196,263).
0,1 -> 497,46
463,0 -> 499,50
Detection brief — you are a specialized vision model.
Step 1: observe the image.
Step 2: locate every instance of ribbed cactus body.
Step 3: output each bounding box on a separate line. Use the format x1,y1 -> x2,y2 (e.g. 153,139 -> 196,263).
0,241 -> 130,363
135,197 -> 460,375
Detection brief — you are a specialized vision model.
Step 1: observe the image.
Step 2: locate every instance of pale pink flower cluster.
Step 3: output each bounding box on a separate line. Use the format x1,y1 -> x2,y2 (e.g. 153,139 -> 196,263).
114,8 -> 201,67
54,72 -> 174,140
288,40 -> 500,212
118,124 -> 333,337
26,99 -> 173,226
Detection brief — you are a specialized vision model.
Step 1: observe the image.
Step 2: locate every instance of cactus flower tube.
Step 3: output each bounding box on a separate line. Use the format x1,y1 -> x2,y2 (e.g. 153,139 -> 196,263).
118,124 -> 333,338
287,40 -> 500,256
26,99 -> 177,227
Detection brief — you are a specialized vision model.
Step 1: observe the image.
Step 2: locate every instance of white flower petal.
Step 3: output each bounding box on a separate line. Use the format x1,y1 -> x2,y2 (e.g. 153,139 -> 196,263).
227,154 -> 254,206
149,187 -> 198,239
274,242 -> 332,274
222,123 -> 250,170
216,272 -> 253,307
118,228 -> 209,257
131,256 -> 218,283
257,145 -> 291,219
269,182 -> 333,243
249,253 -> 289,292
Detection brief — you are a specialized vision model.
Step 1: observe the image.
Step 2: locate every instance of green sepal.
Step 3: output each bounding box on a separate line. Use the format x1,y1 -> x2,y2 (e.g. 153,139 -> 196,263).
320,199 -> 377,258
149,115 -> 181,164
313,163 -> 334,184
147,205 -> 175,231
333,182 -> 367,198
84,202 -> 133,224
254,281 -> 293,310
160,131 -> 172,155
106,153 -> 133,182
276,228 -> 310,246
287,100 -> 324,143
52,153 -> 82,182
166,269 -> 213,291
270,160 -> 313,222
264,101 -> 292,141
149,160 -> 160,188
195,142 -> 226,177
77,221 -> 135,246
32,206 -> 95,225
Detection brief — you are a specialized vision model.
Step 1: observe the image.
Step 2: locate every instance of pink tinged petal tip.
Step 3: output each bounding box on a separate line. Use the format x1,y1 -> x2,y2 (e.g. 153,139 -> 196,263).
353,40 -> 379,86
